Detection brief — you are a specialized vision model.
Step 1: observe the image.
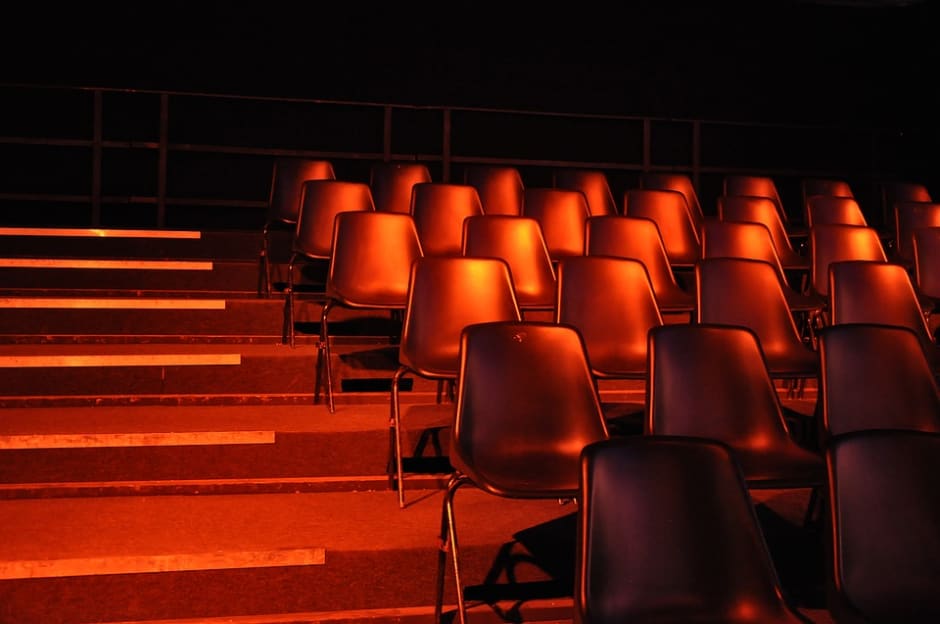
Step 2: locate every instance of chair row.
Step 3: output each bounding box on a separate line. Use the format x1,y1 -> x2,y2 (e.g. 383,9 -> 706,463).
432,319 -> 939,623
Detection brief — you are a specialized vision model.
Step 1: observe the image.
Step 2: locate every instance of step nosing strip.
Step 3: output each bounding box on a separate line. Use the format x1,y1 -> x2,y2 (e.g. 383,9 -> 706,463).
0,430 -> 275,449
0,546 -> 325,579
0,354 -> 242,367
0,297 -> 228,309
0,227 -> 202,239
0,258 -> 214,270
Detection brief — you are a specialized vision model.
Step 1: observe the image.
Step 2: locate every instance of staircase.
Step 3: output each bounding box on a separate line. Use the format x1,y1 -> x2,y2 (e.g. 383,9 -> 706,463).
0,226 -> 829,624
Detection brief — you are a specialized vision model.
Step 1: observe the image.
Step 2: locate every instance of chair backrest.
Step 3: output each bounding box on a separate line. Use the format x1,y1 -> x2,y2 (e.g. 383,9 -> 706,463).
893,200 -> 940,264
818,323 -> 940,440
577,436 -> 810,624
522,187 -> 590,262
462,215 -> 557,310
464,165 -> 524,216
552,168 -> 617,216
805,195 -> 868,228
913,226 -> 940,299
718,194 -> 806,269
702,219 -> 789,280
397,256 -> 521,378
555,255 -> 662,379
451,320 -> 610,498
584,215 -> 694,314
623,188 -> 702,268
825,429 -> 940,623
646,323 -> 823,488
828,260 -> 935,359
809,224 -> 887,299
293,180 -> 375,260
369,161 -> 432,213
410,182 -> 483,257
325,211 -> 422,308
640,172 -> 705,235
268,158 -> 336,225
695,257 -> 817,377
722,174 -> 790,225
802,177 -> 854,205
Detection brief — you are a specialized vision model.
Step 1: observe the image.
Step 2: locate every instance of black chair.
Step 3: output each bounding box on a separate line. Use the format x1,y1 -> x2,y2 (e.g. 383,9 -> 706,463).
577,436 -> 814,624
435,321 -> 610,624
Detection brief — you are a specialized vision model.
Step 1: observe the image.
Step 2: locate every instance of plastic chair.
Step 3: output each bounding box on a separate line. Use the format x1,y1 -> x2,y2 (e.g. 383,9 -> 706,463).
893,200 -> 940,266
552,168 -> 618,216
640,172 -> 706,236
623,188 -> 702,269
522,187 -> 590,263
259,158 -> 335,297
576,436 -> 814,624
817,323 -> 940,444
881,180 -> 932,232
913,226 -> 940,336
801,177 -> 854,207
695,257 -> 820,397
718,193 -> 810,271
825,429 -> 940,623
723,174 -> 793,229
464,165 -> 524,216
461,214 -> 557,313
434,320 -> 610,624
409,182 -> 483,257
584,215 -> 695,317
369,161 -> 432,213
390,256 -> 521,509
805,195 -> 868,229
808,224 -> 887,302
316,211 -> 423,412
828,260 -> 939,373
555,255 -> 663,382
284,180 -> 374,346
646,323 -> 825,507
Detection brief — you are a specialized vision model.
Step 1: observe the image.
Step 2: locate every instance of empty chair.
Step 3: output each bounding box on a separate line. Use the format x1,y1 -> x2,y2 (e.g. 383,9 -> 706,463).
640,172 -> 706,235
369,161 -> 432,213
316,211 -> 423,412
808,224 -> 887,302
259,158 -> 336,297
723,174 -> 793,229
464,165 -> 524,215
805,195 -> 868,229
718,194 -> 810,271
523,187 -> 590,262
390,256 -> 522,509
913,227 -> 940,334
552,168 -> 617,216
284,179 -> 374,346
585,215 -> 695,317
828,260 -> 939,372
882,180 -> 932,232
462,214 -> 557,314
434,320 -> 610,624
696,257 -> 820,397
576,436 -> 814,624
893,200 -> 940,266
555,255 -> 663,383
825,429 -> 940,623
801,177 -> 854,206
646,323 -> 825,501
410,182 -> 483,257
623,188 -> 702,269
817,323 -> 940,444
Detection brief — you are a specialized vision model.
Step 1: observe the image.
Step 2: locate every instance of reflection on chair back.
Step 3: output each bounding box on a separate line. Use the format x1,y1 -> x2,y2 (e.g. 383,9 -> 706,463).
623,188 -> 702,268
805,195 -> 868,228
809,224 -> 887,299
640,172 -> 705,235
818,323 -> 940,441
293,180 -> 375,261
723,174 -> 790,226
825,429 -> 940,623
464,165 -> 524,215
523,187 -> 590,262
411,182 -> 483,257
553,168 -> 617,216
577,436 -> 811,624
267,158 -> 336,226
718,194 -> 808,270
369,161 -> 432,213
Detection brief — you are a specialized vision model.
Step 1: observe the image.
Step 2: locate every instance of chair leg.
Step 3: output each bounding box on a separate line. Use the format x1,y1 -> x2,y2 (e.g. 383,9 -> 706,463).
803,486 -> 822,529
435,474 -> 469,624
391,366 -> 409,509
259,226 -> 271,298
319,299 -> 336,413
285,256 -> 296,347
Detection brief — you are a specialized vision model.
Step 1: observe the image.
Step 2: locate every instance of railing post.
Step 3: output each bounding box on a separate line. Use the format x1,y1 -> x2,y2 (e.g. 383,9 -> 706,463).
692,119 -> 702,191
158,93 -> 168,228
642,118 -> 651,173
383,105 -> 393,162
91,90 -> 102,227
442,108 -> 452,183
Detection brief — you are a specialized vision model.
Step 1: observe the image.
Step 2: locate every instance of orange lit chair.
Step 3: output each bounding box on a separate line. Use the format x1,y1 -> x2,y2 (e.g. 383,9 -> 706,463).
552,168 -> 618,216
913,226 -> 940,338
623,188 -> 702,271
522,187 -> 590,264
723,174 -> 795,232
801,177 -> 854,206
640,172 -> 706,237
463,164 -> 524,216
718,193 -> 810,272
805,195 -> 868,229
807,224 -> 887,309
881,180 -> 932,233
892,200 -> 940,267
369,161 -> 432,213
410,182 -> 483,257
259,158 -> 335,297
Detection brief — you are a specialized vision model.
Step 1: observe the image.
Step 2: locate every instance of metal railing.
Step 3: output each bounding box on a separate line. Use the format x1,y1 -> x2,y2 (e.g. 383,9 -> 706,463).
0,82 -> 928,230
